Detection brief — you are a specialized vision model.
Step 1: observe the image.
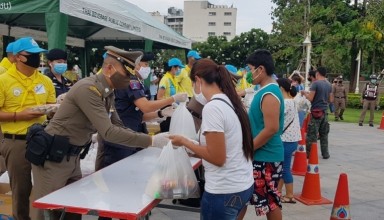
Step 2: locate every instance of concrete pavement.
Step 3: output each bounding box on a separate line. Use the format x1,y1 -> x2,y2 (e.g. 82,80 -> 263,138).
83,121 -> 384,219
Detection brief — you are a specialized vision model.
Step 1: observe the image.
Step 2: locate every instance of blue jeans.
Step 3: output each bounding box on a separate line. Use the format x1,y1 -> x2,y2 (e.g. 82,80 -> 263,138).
200,185 -> 253,220
298,110 -> 306,128
282,142 -> 298,184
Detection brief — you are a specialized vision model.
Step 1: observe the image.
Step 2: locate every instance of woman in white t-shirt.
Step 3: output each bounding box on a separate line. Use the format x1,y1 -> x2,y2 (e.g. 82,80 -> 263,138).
276,78 -> 302,204
170,58 -> 254,220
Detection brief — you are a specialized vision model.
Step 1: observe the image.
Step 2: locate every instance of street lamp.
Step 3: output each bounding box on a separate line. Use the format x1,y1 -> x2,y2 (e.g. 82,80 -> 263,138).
303,31 -> 312,91
355,49 -> 361,94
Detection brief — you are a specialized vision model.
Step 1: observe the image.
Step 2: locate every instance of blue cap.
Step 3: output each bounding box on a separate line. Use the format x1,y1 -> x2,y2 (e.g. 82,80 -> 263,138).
225,64 -> 238,75
6,43 -> 14,53
102,52 -> 107,59
168,58 -> 185,68
12,37 -> 47,54
272,73 -> 278,80
187,50 -> 201,60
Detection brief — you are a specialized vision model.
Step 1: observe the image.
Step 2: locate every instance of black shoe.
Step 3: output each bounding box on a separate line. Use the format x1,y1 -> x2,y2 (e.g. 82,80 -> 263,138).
339,115 -> 344,120
323,155 -> 330,159
369,123 -> 374,127
359,123 -> 363,126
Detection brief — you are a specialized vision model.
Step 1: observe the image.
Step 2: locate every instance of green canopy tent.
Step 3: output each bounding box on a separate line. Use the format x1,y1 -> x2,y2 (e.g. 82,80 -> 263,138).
0,0 -> 192,75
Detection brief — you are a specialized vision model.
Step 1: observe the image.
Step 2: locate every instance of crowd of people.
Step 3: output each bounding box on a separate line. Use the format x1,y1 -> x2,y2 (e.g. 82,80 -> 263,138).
0,36 -> 381,220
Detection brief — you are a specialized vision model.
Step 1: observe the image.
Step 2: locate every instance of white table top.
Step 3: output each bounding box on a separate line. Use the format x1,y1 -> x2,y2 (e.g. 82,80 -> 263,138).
33,147 -> 201,219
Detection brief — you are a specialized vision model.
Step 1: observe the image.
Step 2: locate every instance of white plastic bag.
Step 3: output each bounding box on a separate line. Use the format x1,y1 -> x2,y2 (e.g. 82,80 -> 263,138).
169,102 -> 197,140
294,94 -> 311,111
145,141 -> 200,199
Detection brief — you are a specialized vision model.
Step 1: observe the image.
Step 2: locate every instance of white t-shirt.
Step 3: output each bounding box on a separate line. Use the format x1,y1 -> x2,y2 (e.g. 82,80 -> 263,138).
281,99 -> 302,142
149,74 -> 158,95
199,94 -> 254,194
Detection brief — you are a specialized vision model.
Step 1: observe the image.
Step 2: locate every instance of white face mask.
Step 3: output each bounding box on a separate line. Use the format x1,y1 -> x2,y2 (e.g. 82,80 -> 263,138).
193,82 -> 208,105
138,66 -> 151,79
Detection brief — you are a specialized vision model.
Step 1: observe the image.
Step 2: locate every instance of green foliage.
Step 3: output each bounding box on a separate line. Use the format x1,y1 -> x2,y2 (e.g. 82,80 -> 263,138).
346,93 -> 384,109
192,29 -> 270,67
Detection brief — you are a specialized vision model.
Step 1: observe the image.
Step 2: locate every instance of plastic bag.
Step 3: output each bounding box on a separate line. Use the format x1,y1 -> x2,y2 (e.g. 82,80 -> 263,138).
243,91 -> 255,109
294,94 -> 311,111
145,141 -> 200,199
169,102 -> 197,140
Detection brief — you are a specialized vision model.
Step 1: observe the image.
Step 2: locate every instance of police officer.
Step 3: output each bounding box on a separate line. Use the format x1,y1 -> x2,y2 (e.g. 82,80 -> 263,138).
333,76 -> 347,121
31,46 -> 170,220
359,74 -> 380,127
99,51 -> 187,170
0,37 -> 55,220
46,48 -> 73,97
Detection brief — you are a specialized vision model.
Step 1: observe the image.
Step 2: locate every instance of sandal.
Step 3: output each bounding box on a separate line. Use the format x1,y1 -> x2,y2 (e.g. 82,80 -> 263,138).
281,196 -> 297,204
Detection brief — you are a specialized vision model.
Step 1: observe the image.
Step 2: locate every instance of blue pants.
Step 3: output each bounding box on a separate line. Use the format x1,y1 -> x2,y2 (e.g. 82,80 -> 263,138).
201,185 -> 253,220
282,142 -> 298,184
102,141 -> 140,168
298,110 -> 306,128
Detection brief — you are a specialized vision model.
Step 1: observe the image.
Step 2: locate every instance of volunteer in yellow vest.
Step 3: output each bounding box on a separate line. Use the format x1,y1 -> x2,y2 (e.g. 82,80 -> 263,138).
0,42 -> 16,74
157,57 -> 184,131
0,42 -> 16,177
0,37 -> 55,220
176,50 -> 201,98
236,67 -> 254,97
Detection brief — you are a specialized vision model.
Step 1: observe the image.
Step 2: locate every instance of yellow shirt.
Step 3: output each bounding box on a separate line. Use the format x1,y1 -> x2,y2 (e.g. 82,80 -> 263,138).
0,65 -> 56,134
159,72 -> 179,99
236,77 -> 252,91
176,65 -> 193,97
0,57 -> 13,75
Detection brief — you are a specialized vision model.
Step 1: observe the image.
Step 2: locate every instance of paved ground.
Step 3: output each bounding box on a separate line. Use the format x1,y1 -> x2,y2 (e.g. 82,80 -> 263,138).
84,121 -> 384,219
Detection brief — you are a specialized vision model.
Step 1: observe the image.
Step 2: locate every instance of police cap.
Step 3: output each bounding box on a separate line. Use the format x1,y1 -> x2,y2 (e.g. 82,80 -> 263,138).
104,46 -> 143,73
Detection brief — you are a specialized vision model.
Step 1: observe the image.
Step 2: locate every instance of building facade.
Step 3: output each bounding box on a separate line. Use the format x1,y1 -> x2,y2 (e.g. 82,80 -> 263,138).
183,0 -> 237,42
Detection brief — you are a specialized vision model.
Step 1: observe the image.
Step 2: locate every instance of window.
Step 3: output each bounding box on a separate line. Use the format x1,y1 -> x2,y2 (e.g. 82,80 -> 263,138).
209,12 -> 216,16
224,22 -> 231,26
223,32 -> 231,36
208,32 -> 216,36
208,22 -> 216,26
224,12 -> 232,16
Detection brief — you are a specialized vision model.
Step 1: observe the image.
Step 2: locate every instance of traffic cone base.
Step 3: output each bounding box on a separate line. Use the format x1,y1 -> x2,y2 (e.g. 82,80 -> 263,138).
330,205 -> 350,220
294,143 -> 332,205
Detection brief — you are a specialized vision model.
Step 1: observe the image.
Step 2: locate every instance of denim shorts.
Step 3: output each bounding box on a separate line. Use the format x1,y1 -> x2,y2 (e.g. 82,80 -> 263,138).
200,184 -> 253,220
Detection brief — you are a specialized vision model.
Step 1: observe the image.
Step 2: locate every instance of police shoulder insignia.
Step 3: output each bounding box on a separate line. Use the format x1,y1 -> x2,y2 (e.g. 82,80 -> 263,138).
89,86 -> 102,97
129,80 -> 142,90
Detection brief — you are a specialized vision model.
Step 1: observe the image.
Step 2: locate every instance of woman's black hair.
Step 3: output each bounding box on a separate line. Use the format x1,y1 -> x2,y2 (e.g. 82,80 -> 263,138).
190,58 -> 254,160
277,78 -> 297,97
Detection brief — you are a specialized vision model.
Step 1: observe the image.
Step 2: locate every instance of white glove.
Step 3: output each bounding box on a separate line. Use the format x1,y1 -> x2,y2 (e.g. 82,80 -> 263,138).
172,93 -> 188,103
160,106 -> 175,117
245,87 -> 254,94
152,132 -> 170,148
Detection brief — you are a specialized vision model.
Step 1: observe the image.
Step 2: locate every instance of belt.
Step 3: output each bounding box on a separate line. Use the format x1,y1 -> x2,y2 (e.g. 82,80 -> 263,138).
187,108 -> 202,120
4,134 -> 27,140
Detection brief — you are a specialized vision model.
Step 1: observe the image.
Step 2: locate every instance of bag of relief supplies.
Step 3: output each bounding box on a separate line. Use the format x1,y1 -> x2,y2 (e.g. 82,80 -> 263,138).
145,141 -> 200,199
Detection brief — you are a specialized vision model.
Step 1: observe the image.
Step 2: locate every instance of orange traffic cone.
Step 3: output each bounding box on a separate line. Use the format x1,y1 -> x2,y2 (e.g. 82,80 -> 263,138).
295,142 -> 332,205
330,173 -> 351,220
292,128 -> 308,176
378,111 -> 384,130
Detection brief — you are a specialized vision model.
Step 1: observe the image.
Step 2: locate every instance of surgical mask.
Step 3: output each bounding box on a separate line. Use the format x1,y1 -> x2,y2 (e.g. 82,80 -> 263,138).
246,72 -> 253,84
371,79 -> 377,84
176,68 -> 181,76
53,63 -> 67,75
110,66 -> 130,89
138,66 -> 151,79
193,83 -> 207,105
21,53 -> 40,68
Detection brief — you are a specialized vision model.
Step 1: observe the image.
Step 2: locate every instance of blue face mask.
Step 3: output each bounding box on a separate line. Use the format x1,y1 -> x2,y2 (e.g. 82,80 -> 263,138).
53,63 -> 67,75
176,68 -> 181,76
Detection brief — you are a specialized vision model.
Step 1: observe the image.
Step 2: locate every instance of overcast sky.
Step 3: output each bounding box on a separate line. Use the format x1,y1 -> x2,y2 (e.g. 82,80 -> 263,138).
125,0 -> 275,35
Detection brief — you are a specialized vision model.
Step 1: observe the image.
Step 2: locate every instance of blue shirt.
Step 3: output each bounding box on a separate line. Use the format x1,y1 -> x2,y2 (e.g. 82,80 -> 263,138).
248,83 -> 284,162
114,75 -> 147,133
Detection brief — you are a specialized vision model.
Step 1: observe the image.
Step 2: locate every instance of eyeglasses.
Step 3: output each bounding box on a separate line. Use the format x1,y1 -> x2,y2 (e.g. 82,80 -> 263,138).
338,81 -> 342,83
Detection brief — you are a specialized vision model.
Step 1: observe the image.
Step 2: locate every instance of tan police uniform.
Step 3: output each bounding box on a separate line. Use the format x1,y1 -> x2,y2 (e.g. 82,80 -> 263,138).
31,48 -> 154,220
332,81 -> 347,120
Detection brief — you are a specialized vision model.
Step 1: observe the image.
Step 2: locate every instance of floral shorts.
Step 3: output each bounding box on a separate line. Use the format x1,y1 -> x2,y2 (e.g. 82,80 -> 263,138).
249,161 -> 283,216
